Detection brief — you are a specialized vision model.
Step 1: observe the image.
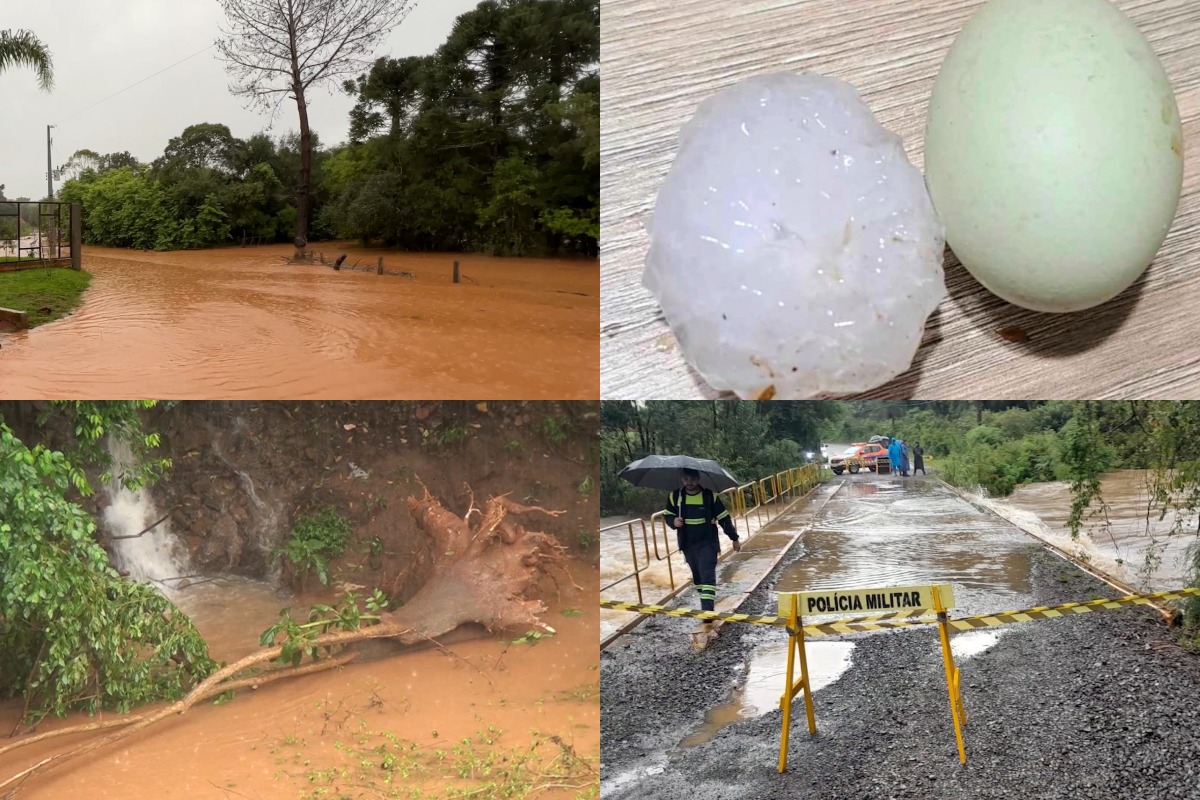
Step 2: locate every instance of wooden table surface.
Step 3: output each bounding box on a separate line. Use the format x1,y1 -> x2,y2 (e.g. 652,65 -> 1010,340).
600,0 -> 1200,399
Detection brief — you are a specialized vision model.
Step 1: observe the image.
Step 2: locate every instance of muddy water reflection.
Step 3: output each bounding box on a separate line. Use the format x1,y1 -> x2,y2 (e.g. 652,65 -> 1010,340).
998,470 -> 1195,590
3,560 -> 599,800
777,479 -> 1035,605
0,245 -> 598,398
680,642 -> 855,748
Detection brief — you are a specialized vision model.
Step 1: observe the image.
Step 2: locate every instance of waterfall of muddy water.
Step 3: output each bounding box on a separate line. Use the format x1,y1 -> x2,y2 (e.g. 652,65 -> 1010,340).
211,436 -> 283,571
675,476 -> 1037,746
102,439 -> 190,585
984,470 -> 1197,591
0,244 -> 598,398
2,559 -> 599,800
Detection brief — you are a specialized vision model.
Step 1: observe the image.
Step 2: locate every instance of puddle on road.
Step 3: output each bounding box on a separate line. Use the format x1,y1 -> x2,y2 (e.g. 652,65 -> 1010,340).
739,532 -> 796,552
775,481 -> 1036,603
952,630 -> 1002,659
678,641 -> 855,748
718,533 -> 800,586
675,629 -> 1003,751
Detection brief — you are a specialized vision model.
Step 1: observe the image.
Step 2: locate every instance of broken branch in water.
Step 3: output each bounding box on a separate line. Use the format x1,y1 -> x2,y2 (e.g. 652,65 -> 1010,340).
107,507 -> 178,540
0,627 -> 396,797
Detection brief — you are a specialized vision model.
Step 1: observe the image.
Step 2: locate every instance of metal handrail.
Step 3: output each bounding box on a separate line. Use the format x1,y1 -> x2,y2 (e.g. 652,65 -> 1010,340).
601,462 -> 827,604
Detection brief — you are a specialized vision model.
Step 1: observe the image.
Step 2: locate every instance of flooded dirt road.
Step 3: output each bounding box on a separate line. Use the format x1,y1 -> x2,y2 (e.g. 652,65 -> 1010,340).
2,559 -> 599,800
600,473 -> 1200,800
0,244 -> 598,398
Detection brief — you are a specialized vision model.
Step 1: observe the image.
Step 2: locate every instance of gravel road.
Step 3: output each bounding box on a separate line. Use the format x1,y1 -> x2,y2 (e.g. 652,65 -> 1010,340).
601,546 -> 1200,800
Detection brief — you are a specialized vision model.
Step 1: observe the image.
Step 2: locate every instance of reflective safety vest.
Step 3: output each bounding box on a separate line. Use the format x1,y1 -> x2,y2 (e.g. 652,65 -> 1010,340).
664,488 -> 736,546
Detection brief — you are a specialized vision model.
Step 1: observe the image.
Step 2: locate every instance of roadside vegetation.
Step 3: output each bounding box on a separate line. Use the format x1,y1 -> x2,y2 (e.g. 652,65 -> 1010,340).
0,267 -> 91,326
600,400 -> 840,517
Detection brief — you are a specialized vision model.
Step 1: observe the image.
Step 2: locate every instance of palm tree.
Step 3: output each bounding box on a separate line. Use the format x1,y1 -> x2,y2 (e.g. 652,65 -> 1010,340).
0,29 -> 54,91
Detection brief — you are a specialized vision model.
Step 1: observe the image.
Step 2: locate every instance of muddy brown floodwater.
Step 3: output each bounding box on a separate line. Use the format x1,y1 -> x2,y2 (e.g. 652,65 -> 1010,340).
0,559 -> 599,800
0,245 -> 598,398
994,469 -> 1196,590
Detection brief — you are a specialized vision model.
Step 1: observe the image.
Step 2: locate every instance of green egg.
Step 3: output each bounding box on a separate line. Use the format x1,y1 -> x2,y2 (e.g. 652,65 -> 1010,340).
925,0 -> 1183,313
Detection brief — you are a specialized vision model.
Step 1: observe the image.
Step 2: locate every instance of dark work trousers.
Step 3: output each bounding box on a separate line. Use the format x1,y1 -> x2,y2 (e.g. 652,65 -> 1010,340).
681,536 -> 720,612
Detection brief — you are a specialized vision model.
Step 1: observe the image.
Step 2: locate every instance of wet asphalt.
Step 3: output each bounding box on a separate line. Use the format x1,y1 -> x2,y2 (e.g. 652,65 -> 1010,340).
600,480 -> 1200,800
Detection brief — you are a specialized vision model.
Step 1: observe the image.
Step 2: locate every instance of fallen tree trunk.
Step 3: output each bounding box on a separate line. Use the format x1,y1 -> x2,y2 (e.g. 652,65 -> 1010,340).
0,650 -> 359,763
0,630 -> 390,797
0,482 -> 571,797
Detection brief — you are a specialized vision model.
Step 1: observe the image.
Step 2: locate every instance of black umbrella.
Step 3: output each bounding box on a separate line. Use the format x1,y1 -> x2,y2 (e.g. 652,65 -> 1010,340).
617,454 -> 741,492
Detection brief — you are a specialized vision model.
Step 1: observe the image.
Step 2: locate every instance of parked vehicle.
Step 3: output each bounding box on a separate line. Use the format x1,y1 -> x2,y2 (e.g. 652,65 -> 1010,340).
829,442 -> 889,475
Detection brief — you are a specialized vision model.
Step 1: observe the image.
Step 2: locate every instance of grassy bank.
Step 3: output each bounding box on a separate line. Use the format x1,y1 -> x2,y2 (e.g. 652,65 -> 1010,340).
0,267 -> 91,327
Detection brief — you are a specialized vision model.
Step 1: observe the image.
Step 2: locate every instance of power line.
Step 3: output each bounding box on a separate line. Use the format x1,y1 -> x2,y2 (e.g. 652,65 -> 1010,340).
56,44 -> 217,125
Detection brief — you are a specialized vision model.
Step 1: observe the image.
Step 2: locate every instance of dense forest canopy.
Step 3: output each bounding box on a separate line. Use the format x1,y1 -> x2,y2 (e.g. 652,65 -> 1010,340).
54,0 -> 597,256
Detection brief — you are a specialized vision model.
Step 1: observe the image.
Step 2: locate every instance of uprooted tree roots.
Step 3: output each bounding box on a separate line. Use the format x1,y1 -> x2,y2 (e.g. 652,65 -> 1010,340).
386,479 -> 575,644
0,481 -> 573,798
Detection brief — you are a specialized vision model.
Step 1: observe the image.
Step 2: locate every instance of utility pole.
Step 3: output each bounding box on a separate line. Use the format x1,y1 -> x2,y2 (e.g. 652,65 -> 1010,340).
46,124 -> 55,199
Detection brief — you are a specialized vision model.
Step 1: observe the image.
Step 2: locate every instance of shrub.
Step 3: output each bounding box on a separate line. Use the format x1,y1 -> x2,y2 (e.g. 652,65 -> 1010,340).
273,506 -> 351,590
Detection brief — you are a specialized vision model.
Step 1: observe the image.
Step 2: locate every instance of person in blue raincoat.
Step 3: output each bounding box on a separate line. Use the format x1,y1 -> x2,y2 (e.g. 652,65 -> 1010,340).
887,437 -> 902,475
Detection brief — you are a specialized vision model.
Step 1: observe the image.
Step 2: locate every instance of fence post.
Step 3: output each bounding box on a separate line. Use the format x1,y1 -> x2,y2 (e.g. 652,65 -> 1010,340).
453,260 -> 460,283
70,203 -> 82,270
377,256 -> 384,275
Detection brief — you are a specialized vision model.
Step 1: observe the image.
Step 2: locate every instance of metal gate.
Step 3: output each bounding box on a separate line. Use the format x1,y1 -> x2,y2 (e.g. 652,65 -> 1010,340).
0,200 -> 81,270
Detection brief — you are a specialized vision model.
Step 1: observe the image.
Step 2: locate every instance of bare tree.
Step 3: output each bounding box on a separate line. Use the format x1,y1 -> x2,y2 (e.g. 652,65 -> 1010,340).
216,0 -> 415,257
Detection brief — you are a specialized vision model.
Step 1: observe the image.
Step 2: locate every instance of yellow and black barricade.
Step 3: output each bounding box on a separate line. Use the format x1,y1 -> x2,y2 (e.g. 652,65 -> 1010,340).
601,585 -> 1200,771
774,583 -> 965,770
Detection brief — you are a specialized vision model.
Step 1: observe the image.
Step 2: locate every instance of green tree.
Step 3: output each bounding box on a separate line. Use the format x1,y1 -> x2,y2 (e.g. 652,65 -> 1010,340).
0,405 -> 213,722
333,0 -> 599,256
217,0 -> 416,255
0,29 -> 54,91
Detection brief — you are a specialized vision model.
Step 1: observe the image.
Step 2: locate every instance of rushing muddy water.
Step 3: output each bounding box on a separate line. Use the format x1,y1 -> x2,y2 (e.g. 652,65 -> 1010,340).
0,244 -> 598,398
1,559 -> 599,800
987,470 -> 1197,591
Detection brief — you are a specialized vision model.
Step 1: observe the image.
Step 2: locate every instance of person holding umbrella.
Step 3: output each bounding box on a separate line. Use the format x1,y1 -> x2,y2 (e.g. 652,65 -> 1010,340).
617,456 -> 741,625
665,468 -> 741,618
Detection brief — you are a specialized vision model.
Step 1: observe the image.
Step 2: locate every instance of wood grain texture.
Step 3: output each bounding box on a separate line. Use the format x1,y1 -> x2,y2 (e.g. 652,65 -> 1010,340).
600,0 -> 1200,399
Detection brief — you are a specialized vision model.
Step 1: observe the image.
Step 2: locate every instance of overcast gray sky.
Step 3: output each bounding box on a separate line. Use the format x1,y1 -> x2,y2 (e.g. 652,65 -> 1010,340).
0,0 -> 477,199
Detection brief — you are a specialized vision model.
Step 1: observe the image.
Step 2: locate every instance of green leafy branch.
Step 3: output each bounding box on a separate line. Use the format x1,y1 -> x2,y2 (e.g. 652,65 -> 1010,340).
259,590 -> 389,667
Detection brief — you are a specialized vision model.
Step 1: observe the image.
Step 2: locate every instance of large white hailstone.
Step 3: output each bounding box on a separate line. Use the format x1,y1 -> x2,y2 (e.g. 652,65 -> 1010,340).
645,72 -> 946,399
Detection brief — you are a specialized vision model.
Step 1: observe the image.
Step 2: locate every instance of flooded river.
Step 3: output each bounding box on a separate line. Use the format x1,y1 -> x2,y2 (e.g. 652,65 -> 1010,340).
986,469 -> 1197,591
1,559 -> 599,800
0,244 -> 598,398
